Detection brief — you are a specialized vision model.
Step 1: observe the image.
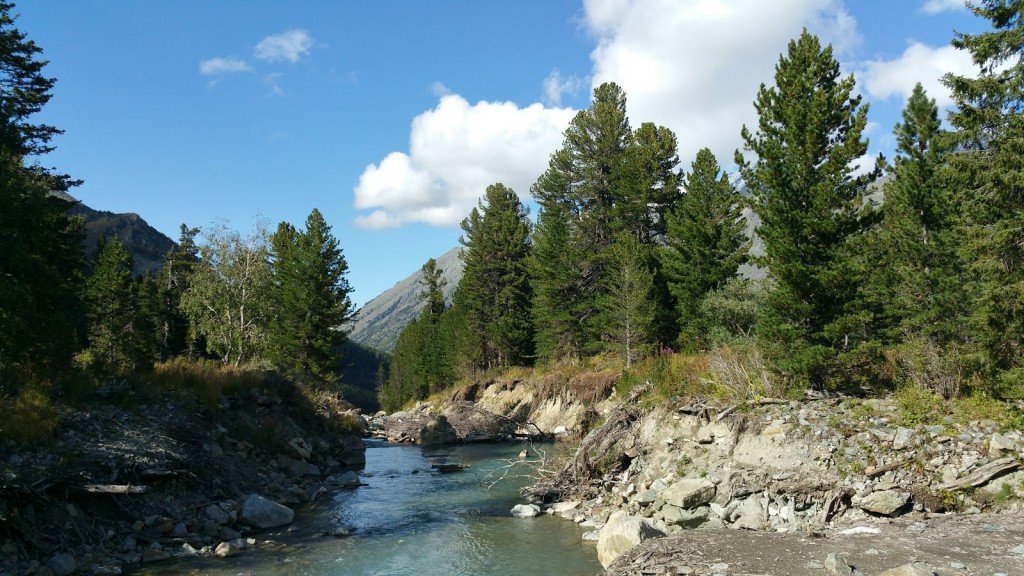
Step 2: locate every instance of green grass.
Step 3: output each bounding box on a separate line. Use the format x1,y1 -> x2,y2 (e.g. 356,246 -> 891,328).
0,386 -> 59,444
151,357 -> 278,408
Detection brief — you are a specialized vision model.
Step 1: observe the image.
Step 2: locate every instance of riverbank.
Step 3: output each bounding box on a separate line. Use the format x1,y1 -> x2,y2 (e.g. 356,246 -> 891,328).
0,373 -> 366,576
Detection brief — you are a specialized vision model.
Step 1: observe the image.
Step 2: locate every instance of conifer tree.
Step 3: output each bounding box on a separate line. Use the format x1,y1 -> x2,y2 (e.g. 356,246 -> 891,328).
663,148 -> 749,349
530,199 -> 585,361
419,258 -> 447,321
458,183 -> 533,370
874,84 -> 959,343
86,237 -> 149,374
600,233 -> 656,368
157,224 -> 200,358
268,209 -> 354,386
737,30 -> 877,387
944,0 -> 1024,382
617,122 -> 682,243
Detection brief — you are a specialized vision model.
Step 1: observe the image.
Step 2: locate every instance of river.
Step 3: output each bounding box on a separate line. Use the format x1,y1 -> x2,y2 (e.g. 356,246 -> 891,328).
140,440 -> 602,575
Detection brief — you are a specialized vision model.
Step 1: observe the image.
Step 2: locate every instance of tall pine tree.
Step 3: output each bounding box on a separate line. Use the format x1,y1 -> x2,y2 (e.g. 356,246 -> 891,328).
944,0 -> 1024,385
530,199 -> 586,362
662,148 -> 749,350
600,233 -> 656,368
458,183 -> 533,370
85,237 -> 149,375
737,30 -> 877,387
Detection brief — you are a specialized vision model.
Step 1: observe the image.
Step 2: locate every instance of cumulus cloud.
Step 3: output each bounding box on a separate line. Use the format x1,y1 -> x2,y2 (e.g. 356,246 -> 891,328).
921,0 -> 967,14
861,41 -> 975,107
254,29 -> 313,63
353,95 -> 575,229
542,69 -> 584,106
584,0 -> 861,164
199,57 -> 252,76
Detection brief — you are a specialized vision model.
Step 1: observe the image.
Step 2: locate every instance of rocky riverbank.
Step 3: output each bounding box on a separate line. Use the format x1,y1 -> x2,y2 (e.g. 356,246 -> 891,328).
0,380 -> 367,576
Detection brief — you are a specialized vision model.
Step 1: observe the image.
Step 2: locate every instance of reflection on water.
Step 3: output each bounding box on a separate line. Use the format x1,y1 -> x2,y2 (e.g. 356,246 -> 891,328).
139,440 -> 601,576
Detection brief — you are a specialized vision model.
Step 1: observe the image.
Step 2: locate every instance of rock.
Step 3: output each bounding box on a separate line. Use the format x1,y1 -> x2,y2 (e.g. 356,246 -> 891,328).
419,415 -> 458,445
660,478 -> 716,509
46,553 -> 77,576
825,552 -> 854,575
327,471 -> 360,487
214,541 -> 240,558
180,543 -> 198,556
582,530 -> 600,541
893,427 -> 914,450
553,425 -> 568,435
518,449 -> 529,459
511,504 -> 541,518
287,437 -> 312,460
857,490 -> 910,516
634,488 -> 658,505
549,501 -> 581,514
204,504 -> 229,525
278,455 -> 321,477
989,432 -> 1017,457
660,504 -> 709,528
147,516 -> 174,534
731,496 -> 765,530
879,562 -> 937,576
170,521 -> 188,538
332,526 -> 352,537
596,511 -> 666,568
218,526 -> 242,540
239,494 -> 294,529
141,548 -> 170,563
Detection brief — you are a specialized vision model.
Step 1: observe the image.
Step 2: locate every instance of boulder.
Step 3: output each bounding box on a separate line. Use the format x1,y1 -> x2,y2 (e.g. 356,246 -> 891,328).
46,553 -> 77,576
419,416 -> 458,445
214,541 -> 240,558
596,511 -> 665,568
442,401 -> 517,442
511,504 -> 541,518
203,504 -> 229,525
327,471 -> 361,488
731,496 -> 765,530
893,427 -> 914,450
660,478 -> 716,509
857,490 -> 910,516
141,548 -> 170,563
660,504 -> 709,528
338,434 -> 367,466
989,432 -> 1016,457
239,494 -> 294,529
879,563 -> 937,576
825,552 -> 854,575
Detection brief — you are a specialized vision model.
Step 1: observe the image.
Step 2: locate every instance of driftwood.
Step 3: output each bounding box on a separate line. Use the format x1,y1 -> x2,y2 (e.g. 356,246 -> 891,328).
937,457 -> 1020,491
865,460 -> 908,479
76,484 -> 148,495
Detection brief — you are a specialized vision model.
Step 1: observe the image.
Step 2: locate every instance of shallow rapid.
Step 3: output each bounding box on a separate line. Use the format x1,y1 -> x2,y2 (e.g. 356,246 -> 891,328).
141,440 -> 601,576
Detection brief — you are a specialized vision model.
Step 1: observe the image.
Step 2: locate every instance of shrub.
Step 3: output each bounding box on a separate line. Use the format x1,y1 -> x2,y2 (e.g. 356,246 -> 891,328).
703,344 -> 787,401
887,338 -> 968,399
0,386 -> 59,444
151,357 -> 275,408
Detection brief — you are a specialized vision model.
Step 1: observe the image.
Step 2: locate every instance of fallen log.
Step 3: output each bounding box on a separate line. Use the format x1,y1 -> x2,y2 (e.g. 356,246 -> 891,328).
937,457 -> 1020,491
76,484 -> 148,495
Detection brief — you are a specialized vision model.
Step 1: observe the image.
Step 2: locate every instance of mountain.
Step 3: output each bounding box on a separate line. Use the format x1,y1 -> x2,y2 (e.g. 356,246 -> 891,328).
53,191 -> 175,274
347,247 -> 464,352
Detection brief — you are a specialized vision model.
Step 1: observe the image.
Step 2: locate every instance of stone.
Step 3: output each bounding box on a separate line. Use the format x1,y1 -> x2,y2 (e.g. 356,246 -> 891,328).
989,432 -> 1017,457
214,541 -> 240,558
218,526 -> 242,540
180,543 -> 198,556
549,501 -> 581,515
332,526 -> 352,537
553,425 -> 568,435
879,562 -> 937,576
582,530 -> 600,541
660,504 -> 709,528
596,511 -> 665,568
511,504 -> 541,518
141,548 -> 170,563
419,416 -> 458,445
239,494 -> 294,529
204,504 -> 229,525
731,496 -> 765,530
857,490 -> 910,516
660,478 -> 716,509
893,427 -> 914,450
46,553 -> 77,576
825,552 -> 854,575
634,488 -> 658,505
170,521 -> 188,538
287,437 -> 312,460
328,471 -> 360,487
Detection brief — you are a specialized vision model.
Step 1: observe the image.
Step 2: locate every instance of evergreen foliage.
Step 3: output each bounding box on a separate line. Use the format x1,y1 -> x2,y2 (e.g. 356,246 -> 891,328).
458,183 -> 533,370
600,233 -> 656,367
530,199 -> 586,361
85,237 -> 151,375
944,0 -> 1024,384
737,30 -> 878,387
663,148 -> 748,349
156,224 -> 200,358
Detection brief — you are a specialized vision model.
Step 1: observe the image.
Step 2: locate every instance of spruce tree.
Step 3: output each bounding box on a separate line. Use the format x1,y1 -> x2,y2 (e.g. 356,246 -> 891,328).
600,233 -> 656,368
737,30 -> 877,387
268,209 -> 354,386
617,122 -> 682,243
86,237 -> 149,374
458,183 -> 533,370
530,199 -> 586,361
157,224 -> 200,358
663,148 -> 749,349
944,1 -> 1024,384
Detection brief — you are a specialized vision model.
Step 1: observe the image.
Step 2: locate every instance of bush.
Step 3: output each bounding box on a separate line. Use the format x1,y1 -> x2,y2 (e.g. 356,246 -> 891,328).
0,386 -> 59,444
703,343 -> 788,401
696,277 -> 769,348
151,357 -> 276,408
887,338 -> 969,399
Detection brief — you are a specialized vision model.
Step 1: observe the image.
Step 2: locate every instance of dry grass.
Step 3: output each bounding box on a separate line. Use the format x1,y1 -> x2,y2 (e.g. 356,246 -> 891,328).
151,357 -> 277,408
702,345 -> 786,401
0,386 -> 60,444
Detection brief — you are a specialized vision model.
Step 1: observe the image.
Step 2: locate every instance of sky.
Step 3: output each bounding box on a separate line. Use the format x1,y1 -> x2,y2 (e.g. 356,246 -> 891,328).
17,0 -> 985,306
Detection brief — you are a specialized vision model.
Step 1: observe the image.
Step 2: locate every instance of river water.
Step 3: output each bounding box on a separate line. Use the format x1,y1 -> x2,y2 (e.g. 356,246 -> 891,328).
142,440 -> 602,576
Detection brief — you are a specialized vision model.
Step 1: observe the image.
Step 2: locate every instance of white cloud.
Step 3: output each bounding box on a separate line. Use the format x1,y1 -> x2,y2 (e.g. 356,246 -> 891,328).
861,41 -> 975,107
254,29 -> 313,63
584,0 -> 861,164
353,95 -> 575,229
199,57 -> 252,76
542,68 -> 584,106
921,0 -> 966,14
430,82 -> 452,97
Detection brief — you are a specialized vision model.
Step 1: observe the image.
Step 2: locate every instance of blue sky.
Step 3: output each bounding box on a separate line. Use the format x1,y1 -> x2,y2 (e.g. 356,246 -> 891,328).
17,0 -> 982,306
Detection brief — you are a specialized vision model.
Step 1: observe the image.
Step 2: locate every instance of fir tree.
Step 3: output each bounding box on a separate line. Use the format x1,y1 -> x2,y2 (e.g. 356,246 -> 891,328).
737,30 -> 878,387
662,148 -> 748,349
600,233 -> 656,368
157,224 -> 200,358
458,183 -> 533,370
530,199 -> 586,361
944,0 -> 1024,382
86,237 -> 149,374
